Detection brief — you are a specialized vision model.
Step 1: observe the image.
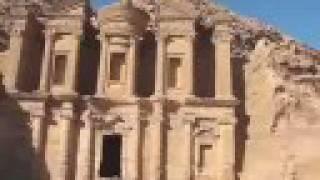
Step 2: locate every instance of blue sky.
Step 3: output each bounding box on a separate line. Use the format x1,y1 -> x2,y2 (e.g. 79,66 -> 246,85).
92,0 -> 320,50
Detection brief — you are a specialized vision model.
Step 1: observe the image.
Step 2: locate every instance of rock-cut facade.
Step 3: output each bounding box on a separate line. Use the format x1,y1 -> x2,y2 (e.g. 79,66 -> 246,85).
0,0 -> 320,180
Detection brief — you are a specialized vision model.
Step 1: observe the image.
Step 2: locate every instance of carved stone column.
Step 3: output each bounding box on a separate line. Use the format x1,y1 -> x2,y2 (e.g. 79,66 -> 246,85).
183,117 -> 194,179
155,35 -> 166,96
214,24 -> 234,100
127,36 -> 137,97
31,111 -> 46,180
217,116 -> 236,180
58,102 -> 74,180
77,109 -> 94,180
39,29 -> 54,93
32,114 -> 45,154
96,34 -> 108,96
186,34 -> 195,97
126,116 -> 141,180
66,33 -> 81,94
150,102 -> 164,180
6,28 -> 24,92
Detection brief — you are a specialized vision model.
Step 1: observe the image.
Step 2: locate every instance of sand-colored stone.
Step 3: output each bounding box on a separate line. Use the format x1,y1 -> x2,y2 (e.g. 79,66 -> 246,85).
0,0 -> 319,180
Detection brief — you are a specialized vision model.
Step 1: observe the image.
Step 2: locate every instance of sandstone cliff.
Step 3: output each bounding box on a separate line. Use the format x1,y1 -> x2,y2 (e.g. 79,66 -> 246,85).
226,7 -> 320,180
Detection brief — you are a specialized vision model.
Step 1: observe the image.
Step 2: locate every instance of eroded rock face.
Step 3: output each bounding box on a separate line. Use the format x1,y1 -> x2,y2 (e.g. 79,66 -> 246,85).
238,30 -> 320,180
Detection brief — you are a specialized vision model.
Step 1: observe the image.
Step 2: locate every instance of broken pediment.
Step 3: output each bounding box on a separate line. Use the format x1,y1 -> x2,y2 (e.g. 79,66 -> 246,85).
98,3 -> 148,23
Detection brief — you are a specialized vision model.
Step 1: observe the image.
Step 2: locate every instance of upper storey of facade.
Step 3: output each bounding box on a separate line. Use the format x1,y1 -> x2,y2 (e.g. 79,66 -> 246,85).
0,0 -> 238,106
95,0 -> 235,101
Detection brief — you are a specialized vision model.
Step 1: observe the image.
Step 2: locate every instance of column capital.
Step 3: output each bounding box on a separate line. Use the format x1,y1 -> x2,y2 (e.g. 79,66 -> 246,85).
129,35 -> 139,44
183,114 -> 196,124
80,108 -> 94,123
10,28 -> 25,37
72,30 -> 82,38
155,32 -> 168,41
214,24 -> 232,42
58,103 -> 75,121
30,110 -> 46,119
218,116 -> 237,125
96,33 -> 107,41
186,32 -> 196,40
43,29 -> 55,38
183,119 -> 194,127
59,113 -> 74,121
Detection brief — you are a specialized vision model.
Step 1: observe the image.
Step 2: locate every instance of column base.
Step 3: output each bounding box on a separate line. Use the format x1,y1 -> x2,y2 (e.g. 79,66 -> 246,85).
6,88 -> 19,94
218,164 -> 235,180
94,93 -> 106,99
214,95 -> 237,101
35,89 -> 50,95
150,94 -> 166,101
185,94 -> 196,101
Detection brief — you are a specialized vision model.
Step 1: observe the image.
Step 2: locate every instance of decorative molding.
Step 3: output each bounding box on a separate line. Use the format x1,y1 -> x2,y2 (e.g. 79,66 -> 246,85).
194,118 -> 218,137
214,24 -> 232,42
10,28 -> 25,37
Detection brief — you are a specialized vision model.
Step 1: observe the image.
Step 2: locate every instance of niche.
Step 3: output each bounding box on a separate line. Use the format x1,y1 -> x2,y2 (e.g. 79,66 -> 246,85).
199,144 -> 213,173
110,53 -> 126,83
53,54 -> 67,85
168,57 -> 182,89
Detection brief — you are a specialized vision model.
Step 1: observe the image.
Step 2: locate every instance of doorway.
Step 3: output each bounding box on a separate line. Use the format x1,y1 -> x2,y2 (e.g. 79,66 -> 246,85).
99,135 -> 122,178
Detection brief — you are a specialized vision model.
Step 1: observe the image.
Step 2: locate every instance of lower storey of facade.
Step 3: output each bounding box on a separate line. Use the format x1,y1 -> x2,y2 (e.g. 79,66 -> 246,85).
2,96 -> 237,180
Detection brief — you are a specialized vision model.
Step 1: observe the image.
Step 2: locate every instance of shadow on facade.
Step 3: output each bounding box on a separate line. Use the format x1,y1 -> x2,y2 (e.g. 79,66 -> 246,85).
232,54 -> 250,180
0,74 -> 50,180
195,23 -> 215,97
78,15 -> 100,95
137,31 -> 156,97
17,12 -> 44,92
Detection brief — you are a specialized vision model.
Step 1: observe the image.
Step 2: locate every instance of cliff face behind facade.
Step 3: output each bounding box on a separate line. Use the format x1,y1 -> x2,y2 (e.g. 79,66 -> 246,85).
226,7 -> 320,180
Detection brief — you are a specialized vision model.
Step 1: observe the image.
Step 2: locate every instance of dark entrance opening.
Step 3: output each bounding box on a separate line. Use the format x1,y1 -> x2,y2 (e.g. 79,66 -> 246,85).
100,135 -> 122,178
137,31 -> 156,97
195,22 -> 215,97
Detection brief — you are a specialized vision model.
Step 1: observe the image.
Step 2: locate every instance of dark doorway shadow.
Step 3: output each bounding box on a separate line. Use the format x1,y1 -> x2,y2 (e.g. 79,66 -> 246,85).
137,31 -> 156,97
0,74 -> 50,180
195,22 -> 215,97
232,55 -> 250,180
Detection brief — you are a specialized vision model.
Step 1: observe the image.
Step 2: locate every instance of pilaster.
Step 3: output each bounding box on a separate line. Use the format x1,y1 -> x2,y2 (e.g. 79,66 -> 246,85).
217,116 -> 236,180
39,29 -> 54,93
186,34 -> 195,97
96,33 -> 108,96
65,33 -> 81,94
6,28 -> 25,92
77,109 -> 94,180
58,102 -> 75,180
31,110 -> 46,180
125,116 -> 141,180
155,34 -> 166,97
127,36 -> 137,98
214,24 -> 234,100
183,116 -> 194,180
149,101 -> 165,180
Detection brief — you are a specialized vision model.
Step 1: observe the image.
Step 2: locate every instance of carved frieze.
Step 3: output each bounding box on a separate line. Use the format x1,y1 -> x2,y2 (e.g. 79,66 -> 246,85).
160,20 -> 194,36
